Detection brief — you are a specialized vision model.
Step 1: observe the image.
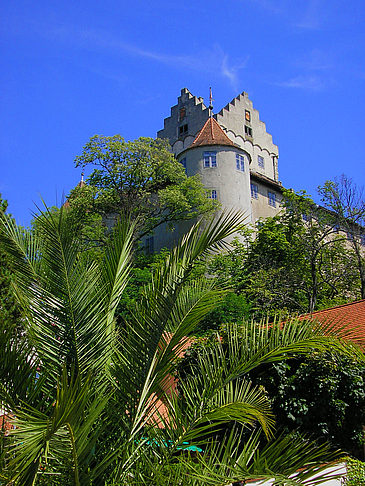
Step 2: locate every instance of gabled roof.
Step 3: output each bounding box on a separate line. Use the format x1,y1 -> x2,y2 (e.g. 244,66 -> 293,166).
301,299 -> 365,348
190,117 -> 236,149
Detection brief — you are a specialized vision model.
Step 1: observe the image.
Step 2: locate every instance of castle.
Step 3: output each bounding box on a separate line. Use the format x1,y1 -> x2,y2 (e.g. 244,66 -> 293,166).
149,88 -> 285,251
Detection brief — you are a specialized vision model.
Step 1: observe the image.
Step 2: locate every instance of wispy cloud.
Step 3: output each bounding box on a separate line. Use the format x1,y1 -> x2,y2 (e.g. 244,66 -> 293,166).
296,48 -> 333,71
294,0 -> 322,30
275,74 -> 325,91
220,52 -> 249,92
41,24 -> 248,91
247,0 -> 324,31
245,0 -> 288,15
275,47 -> 334,91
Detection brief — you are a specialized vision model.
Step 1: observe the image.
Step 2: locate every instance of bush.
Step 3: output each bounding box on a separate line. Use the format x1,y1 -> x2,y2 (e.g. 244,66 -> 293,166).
344,457 -> 365,485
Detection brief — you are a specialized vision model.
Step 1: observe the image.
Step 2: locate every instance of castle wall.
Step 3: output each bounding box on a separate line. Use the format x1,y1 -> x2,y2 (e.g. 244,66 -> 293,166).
250,175 -> 283,222
151,88 -> 283,251
215,92 -> 279,181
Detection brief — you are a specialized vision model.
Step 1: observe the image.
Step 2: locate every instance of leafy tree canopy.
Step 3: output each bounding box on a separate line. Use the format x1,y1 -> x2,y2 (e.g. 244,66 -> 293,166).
318,175 -> 365,299
0,195 -> 21,329
251,350 -> 365,458
206,187 -> 361,321
70,135 -> 217,240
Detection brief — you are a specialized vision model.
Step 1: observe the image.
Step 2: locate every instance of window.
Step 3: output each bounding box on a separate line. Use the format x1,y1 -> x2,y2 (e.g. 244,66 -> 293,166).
145,236 -> 154,254
203,151 -> 217,168
179,124 -> 188,135
251,183 -> 258,199
258,155 -> 265,169
268,191 -> 276,207
207,189 -> 217,200
179,107 -> 186,121
180,157 -> 187,169
245,125 -> 252,137
236,154 -> 245,172
245,110 -> 251,122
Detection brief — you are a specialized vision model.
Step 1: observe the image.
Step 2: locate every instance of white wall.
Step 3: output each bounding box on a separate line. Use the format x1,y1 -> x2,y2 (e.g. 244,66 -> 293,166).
234,463 -> 347,486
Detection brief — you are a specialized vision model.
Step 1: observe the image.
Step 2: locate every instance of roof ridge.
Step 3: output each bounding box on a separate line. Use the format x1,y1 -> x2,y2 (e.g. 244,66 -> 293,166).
190,117 -> 236,149
306,299 -> 365,316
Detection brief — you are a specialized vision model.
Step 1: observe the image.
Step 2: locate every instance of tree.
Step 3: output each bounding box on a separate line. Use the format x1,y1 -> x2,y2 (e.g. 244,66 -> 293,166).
319,175 -> 365,299
0,196 -> 20,329
249,349 -> 365,459
206,189 -> 360,319
0,207 -> 350,485
70,135 -> 217,241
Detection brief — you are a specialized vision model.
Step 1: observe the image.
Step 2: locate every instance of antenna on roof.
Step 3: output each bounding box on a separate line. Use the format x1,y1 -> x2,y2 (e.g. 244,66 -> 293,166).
208,87 -> 214,117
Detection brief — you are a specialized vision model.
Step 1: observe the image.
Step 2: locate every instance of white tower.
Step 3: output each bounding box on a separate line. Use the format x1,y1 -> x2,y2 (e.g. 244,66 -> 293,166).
151,88 -> 283,251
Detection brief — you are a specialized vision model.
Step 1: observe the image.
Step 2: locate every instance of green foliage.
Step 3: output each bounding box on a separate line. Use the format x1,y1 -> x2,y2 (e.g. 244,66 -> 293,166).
71,135 -> 217,240
344,457 -> 365,485
196,292 -> 251,334
318,175 -> 365,299
0,207 -> 350,485
178,322 -> 365,461
206,188 -> 361,322
250,350 -> 365,458
0,195 -> 22,329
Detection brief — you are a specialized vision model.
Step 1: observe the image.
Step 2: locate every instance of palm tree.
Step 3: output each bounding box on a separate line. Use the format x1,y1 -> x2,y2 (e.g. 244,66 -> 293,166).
0,207 -> 359,485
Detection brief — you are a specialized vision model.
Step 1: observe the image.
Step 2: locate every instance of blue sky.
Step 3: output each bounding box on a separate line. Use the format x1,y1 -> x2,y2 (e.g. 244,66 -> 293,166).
1,0 -> 364,226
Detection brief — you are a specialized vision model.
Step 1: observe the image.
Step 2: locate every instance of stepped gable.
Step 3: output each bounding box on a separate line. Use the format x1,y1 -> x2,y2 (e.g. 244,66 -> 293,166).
190,117 -> 236,149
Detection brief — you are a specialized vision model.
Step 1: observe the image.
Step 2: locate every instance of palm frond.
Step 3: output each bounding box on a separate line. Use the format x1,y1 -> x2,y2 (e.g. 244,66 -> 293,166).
5,367 -> 108,486
180,429 -> 343,486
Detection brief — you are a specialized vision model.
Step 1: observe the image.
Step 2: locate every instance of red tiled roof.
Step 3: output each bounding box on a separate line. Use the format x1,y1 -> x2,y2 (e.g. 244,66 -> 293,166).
0,415 -> 13,433
62,179 -> 86,209
149,334 -> 194,428
190,117 -> 236,148
301,299 -> 365,348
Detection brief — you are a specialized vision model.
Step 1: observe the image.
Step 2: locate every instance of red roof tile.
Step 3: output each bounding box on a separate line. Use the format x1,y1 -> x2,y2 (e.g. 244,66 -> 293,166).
190,117 -> 236,148
301,299 -> 365,348
148,334 -> 194,428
